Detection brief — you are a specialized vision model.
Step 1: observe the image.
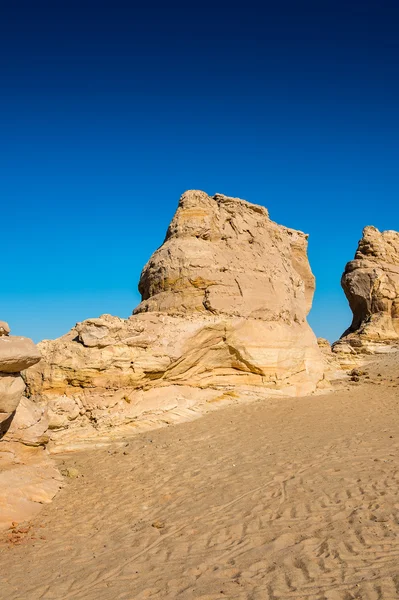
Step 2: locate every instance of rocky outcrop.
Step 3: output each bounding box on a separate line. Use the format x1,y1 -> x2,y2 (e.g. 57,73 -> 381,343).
26,191 -> 325,451
0,322 -> 62,530
0,325 -> 41,429
334,226 -> 399,355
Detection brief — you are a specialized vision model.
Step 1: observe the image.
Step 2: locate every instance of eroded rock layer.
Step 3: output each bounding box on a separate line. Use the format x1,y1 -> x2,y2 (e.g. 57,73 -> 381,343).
0,323 -> 62,529
26,191 -> 324,450
334,226 -> 399,355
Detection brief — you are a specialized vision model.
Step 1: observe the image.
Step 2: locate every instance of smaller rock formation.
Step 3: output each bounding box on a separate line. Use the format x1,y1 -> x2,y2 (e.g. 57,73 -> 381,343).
0,322 -> 62,530
0,328 -> 40,426
334,226 -> 399,355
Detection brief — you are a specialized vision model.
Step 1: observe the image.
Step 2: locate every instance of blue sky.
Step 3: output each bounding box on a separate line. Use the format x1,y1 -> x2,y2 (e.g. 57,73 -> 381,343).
1,1 -> 398,342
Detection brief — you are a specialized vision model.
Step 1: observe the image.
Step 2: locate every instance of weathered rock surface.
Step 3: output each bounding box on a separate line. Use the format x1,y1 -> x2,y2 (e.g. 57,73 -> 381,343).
0,373 -> 26,416
4,397 -> 50,447
0,323 -> 61,530
334,226 -> 399,355
0,443 -> 63,530
26,190 -> 325,451
316,338 -> 347,383
0,335 -> 41,373
135,191 -> 316,319
0,327 -> 41,427
0,321 -> 10,336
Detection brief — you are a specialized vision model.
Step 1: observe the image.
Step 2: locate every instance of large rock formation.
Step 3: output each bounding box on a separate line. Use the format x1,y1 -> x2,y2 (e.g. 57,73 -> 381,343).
26,191 -> 324,450
0,322 -> 62,529
334,226 -> 399,355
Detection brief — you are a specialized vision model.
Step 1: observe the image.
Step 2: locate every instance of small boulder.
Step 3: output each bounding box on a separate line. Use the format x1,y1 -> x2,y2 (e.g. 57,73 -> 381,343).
0,336 -> 41,373
4,397 -> 49,447
0,374 -> 26,415
61,467 -> 80,478
0,321 -> 10,336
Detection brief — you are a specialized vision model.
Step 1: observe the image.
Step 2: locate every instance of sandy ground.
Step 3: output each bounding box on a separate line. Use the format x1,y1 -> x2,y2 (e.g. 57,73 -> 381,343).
1,355 -> 399,600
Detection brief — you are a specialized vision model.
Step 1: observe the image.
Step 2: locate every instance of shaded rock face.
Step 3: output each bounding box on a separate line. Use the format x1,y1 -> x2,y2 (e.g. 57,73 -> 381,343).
0,322 -> 62,530
334,226 -> 399,355
26,191 -> 324,451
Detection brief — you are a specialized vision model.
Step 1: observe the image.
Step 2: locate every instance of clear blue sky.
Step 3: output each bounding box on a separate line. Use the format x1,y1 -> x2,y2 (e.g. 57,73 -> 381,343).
1,1 -> 398,343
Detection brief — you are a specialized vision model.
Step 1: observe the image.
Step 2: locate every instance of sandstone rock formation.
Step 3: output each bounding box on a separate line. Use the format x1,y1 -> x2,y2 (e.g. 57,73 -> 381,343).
334,226 -> 399,355
0,322 -> 62,530
316,338 -> 346,382
26,191 -> 325,451
0,325 -> 41,431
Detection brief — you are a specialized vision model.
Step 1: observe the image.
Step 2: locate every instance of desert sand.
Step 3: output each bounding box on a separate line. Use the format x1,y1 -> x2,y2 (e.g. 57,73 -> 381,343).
1,353 -> 399,600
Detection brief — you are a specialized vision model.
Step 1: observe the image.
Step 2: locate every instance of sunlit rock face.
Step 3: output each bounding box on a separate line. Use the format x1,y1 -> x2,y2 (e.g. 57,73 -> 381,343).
334,226 -> 399,355
0,322 -> 62,530
0,323 -> 41,432
26,191 -> 324,451
135,190 -> 316,319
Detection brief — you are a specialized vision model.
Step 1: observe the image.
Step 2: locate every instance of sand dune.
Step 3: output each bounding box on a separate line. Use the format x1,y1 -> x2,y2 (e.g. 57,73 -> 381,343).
1,355 -> 399,599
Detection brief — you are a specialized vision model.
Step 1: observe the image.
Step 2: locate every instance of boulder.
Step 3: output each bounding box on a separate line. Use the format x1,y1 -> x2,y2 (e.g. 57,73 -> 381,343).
0,329 -> 41,433
26,191 -> 325,450
334,226 -> 399,354
0,373 -> 26,415
0,335 -> 41,373
3,397 -> 49,447
0,321 -> 10,336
